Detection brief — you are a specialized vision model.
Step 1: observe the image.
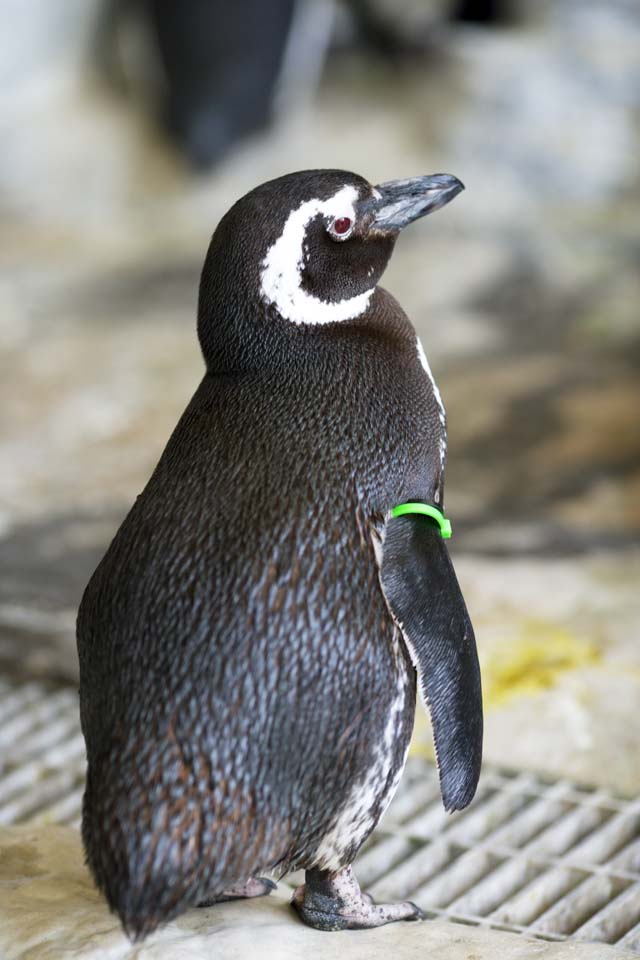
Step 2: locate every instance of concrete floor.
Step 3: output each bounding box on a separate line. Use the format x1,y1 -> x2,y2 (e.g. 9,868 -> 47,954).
1,825 -> 637,959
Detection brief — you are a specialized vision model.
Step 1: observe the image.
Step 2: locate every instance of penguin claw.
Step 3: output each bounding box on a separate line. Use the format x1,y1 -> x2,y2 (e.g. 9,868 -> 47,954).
198,876 -> 277,907
291,866 -> 425,931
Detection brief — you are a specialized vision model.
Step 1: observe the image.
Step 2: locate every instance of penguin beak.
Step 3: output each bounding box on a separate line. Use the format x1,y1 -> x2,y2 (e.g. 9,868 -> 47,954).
367,174 -> 464,233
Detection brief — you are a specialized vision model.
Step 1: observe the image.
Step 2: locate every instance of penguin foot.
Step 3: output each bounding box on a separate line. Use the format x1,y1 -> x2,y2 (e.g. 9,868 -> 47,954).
291,866 -> 424,931
198,876 -> 277,907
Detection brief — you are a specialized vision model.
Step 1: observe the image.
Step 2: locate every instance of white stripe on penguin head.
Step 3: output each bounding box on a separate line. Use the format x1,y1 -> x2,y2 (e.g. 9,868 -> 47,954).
260,185 -> 374,325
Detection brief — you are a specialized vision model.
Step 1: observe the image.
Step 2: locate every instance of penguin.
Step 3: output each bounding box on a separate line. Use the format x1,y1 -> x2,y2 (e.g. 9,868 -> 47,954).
147,0 -> 298,168
77,168 -> 482,940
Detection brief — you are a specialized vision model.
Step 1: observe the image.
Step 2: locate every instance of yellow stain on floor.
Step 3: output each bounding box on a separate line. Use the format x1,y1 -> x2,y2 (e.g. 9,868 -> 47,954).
480,621 -> 601,708
409,620 -> 601,758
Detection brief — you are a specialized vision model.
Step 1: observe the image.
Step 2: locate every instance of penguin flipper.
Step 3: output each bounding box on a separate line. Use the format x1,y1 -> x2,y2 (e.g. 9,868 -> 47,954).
380,514 -> 482,812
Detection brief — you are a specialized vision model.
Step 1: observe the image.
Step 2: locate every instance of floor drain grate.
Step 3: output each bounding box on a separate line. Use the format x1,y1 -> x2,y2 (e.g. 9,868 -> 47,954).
0,676 -> 85,827
1,675 -> 639,953
338,759 -> 640,952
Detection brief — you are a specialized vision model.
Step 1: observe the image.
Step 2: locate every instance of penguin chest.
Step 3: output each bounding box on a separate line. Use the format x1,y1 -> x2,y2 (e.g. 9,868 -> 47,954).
311,644 -> 414,872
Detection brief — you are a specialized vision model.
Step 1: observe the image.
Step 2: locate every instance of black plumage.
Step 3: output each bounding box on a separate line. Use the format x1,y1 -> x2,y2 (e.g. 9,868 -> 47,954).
148,0 -> 296,168
77,168 -> 482,939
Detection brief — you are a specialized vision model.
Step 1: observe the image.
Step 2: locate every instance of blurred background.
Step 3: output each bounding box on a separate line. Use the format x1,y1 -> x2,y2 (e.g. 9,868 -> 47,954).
0,0 -> 639,903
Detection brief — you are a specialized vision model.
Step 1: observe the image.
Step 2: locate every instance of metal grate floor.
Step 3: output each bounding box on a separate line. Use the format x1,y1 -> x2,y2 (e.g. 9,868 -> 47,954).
0,675 -> 85,828
1,674 -> 639,953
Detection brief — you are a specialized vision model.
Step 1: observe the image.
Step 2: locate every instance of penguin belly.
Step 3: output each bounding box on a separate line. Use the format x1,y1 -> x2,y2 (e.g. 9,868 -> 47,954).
310,635 -> 416,872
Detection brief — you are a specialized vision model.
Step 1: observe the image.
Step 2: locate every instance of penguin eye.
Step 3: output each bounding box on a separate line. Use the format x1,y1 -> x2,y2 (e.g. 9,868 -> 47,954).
328,216 -> 354,241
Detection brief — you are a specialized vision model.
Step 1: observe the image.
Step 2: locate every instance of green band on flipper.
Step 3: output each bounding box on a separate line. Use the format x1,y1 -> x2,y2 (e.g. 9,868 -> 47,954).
390,502 -> 452,539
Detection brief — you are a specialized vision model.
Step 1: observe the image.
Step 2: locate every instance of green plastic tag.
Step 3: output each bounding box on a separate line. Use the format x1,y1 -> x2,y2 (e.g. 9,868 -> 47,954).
390,502 -> 452,539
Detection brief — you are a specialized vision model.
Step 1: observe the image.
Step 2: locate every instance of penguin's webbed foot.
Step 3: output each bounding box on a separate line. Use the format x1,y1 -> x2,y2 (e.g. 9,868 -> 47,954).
291,866 -> 424,931
197,876 -> 277,907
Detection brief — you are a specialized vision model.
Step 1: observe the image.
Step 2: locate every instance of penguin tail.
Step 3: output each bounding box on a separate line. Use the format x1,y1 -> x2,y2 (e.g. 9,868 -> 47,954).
81,739 -> 282,941
81,749 -> 209,941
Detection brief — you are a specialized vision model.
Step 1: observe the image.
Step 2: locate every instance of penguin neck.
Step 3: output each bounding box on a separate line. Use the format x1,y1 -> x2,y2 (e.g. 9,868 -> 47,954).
197,286 -> 414,377
197,290 -> 378,375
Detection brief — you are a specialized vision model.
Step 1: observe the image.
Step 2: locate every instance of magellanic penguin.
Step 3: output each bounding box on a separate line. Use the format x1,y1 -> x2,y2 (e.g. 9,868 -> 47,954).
77,169 -> 483,940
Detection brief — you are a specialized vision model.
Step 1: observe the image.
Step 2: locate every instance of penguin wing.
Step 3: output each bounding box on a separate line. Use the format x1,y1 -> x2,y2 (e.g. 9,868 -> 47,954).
380,513 -> 482,812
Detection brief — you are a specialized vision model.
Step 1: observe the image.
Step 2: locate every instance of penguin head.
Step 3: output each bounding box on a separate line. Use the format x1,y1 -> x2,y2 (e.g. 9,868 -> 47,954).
198,169 -> 463,363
